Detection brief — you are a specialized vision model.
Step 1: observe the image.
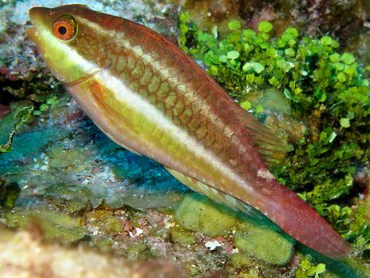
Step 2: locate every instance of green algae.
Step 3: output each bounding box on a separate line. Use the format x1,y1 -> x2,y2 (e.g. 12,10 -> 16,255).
39,212 -> 86,242
178,13 -> 370,249
296,255 -> 326,278
6,210 -> 87,243
170,226 -> 196,245
47,146 -> 90,170
32,95 -> 59,116
174,193 -> 239,237
120,190 -> 184,211
85,210 -> 123,234
175,193 -> 295,265
246,87 -> 292,115
126,241 -> 149,260
43,184 -> 92,213
229,253 -> 253,269
233,226 -> 294,266
92,236 -> 115,252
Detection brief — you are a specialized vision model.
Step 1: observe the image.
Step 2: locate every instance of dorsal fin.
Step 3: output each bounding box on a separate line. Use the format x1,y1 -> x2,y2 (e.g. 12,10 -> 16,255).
64,4 -> 91,9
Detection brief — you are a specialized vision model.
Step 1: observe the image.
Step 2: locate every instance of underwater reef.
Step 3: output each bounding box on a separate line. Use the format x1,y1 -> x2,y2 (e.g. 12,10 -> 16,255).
0,0 -> 369,277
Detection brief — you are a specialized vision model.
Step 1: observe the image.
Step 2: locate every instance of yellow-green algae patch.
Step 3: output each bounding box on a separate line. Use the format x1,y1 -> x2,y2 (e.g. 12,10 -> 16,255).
47,146 -> 90,170
233,227 -> 294,266
125,241 -> 149,260
175,193 -> 239,237
84,209 -> 124,235
175,193 -> 295,265
6,210 -> 87,243
170,226 -> 196,245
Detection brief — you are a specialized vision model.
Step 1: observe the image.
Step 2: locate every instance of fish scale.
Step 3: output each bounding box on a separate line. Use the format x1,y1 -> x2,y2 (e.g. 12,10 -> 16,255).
27,4 -> 351,259
94,29 -> 259,192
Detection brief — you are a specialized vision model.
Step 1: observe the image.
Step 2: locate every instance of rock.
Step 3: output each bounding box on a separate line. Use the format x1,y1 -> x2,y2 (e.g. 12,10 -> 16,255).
0,226 -> 183,278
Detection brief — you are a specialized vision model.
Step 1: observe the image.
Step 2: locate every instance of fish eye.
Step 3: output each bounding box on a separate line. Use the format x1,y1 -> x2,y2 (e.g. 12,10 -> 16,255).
53,14 -> 77,41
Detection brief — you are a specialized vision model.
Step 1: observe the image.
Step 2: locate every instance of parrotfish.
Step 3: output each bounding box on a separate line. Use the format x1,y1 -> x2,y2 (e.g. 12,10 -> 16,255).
27,5 -> 350,259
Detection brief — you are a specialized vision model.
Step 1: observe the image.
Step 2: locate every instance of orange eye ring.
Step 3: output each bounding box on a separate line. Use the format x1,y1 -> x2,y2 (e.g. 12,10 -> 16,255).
53,14 -> 77,41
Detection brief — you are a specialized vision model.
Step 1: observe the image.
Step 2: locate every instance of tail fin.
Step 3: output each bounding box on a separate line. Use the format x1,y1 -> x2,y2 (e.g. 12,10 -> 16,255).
166,166 -> 350,259
258,178 -> 351,259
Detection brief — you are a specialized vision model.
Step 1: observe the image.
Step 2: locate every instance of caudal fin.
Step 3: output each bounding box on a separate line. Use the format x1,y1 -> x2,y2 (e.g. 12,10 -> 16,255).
259,179 -> 351,259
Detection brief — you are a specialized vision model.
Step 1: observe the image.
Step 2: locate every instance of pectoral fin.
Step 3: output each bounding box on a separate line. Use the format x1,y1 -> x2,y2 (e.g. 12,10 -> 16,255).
242,114 -> 292,163
87,80 -> 142,156
102,129 -> 142,156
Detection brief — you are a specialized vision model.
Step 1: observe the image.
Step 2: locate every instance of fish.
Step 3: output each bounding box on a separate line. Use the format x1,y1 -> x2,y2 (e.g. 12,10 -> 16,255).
27,5 -> 351,259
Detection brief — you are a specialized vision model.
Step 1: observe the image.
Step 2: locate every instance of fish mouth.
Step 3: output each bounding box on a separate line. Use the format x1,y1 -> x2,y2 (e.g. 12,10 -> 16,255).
27,7 -> 49,43
29,6 -> 50,21
27,8 -> 37,42
26,6 -> 103,85
26,26 -> 37,42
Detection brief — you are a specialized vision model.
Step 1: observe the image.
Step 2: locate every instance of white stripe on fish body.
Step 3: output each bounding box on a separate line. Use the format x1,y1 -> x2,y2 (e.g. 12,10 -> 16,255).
66,67 -> 257,203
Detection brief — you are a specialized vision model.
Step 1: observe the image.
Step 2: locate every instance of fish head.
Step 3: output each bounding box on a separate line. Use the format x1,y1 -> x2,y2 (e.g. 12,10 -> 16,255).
27,5 -> 102,84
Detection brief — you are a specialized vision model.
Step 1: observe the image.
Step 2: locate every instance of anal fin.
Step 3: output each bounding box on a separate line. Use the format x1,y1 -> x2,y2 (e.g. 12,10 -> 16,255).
165,167 -> 261,219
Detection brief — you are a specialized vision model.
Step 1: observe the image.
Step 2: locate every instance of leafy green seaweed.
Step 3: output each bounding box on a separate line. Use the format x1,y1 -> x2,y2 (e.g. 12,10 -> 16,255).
296,255 -> 326,278
179,13 -> 370,245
